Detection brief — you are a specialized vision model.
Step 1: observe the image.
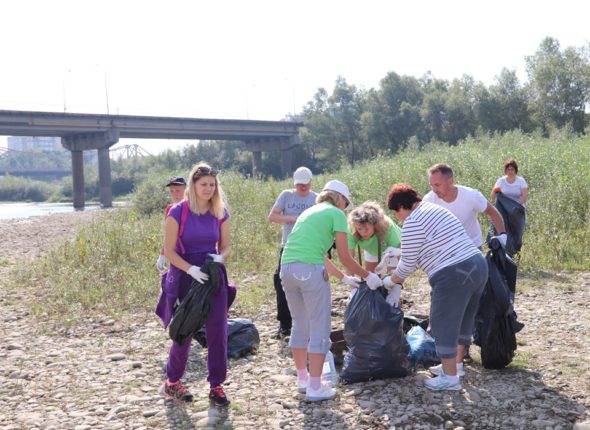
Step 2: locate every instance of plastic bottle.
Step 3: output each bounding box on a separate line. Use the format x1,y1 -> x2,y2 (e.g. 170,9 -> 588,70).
322,351 -> 338,387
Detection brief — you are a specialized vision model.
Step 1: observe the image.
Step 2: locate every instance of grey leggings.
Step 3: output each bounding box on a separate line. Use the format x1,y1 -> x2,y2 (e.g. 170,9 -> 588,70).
428,253 -> 488,359
280,262 -> 332,354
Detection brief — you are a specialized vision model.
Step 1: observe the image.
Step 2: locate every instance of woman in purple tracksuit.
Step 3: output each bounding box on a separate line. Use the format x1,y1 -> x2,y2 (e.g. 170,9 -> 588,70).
155,162 -> 235,406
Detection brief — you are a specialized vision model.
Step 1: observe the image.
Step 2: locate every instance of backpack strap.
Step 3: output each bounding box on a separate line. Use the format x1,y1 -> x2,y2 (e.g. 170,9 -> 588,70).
177,200 -> 189,254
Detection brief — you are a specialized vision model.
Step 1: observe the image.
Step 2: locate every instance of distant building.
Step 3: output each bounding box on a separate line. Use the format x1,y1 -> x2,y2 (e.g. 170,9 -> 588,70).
7,136 -> 64,152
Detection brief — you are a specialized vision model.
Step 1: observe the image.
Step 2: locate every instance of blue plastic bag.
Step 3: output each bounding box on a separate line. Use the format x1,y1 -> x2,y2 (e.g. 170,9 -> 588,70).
406,325 -> 440,368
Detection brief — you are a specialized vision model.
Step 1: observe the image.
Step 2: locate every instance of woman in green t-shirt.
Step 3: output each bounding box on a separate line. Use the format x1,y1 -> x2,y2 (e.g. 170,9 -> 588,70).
348,201 -> 402,273
280,180 -> 383,402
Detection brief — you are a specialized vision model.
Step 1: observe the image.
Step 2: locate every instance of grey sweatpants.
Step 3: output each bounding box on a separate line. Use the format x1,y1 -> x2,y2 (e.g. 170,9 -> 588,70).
428,253 -> 488,359
280,262 -> 332,354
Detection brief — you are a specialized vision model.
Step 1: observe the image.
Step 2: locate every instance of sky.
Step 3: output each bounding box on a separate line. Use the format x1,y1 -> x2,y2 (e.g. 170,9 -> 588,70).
1,0 -> 589,154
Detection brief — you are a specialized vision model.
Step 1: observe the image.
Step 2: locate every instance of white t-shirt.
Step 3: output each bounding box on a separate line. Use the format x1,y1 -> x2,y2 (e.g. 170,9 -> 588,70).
494,175 -> 528,202
423,185 -> 488,247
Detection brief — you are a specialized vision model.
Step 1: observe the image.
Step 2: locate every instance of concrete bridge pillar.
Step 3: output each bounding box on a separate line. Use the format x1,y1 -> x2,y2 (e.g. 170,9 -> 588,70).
252,151 -> 263,177
62,130 -> 119,208
245,135 -> 300,179
71,150 -> 85,209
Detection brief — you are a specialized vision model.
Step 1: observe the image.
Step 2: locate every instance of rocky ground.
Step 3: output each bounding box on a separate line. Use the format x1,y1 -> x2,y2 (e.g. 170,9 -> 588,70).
0,211 -> 589,430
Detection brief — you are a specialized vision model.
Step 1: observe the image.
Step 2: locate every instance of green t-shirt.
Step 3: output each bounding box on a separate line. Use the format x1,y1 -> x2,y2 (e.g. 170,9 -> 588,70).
281,201 -> 348,265
347,215 -> 401,257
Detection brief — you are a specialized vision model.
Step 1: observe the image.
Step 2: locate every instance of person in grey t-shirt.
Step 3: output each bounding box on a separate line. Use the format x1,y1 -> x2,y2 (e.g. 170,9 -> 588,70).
268,166 -> 317,338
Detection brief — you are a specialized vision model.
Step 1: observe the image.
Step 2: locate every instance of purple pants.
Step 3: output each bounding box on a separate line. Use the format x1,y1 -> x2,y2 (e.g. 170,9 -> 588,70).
165,254 -> 235,387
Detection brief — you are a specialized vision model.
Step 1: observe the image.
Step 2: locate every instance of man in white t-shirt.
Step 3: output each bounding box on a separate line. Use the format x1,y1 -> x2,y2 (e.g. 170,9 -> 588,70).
268,167 -> 318,338
423,163 -> 507,370
423,163 -> 506,249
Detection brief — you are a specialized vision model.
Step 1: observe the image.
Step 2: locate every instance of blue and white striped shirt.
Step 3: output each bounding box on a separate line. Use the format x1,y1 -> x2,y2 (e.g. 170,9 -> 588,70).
393,202 -> 481,281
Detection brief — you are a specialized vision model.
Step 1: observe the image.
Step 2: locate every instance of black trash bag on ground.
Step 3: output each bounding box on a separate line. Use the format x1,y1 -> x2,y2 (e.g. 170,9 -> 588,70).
168,259 -> 220,344
194,318 -> 260,358
473,238 -> 518,369
340,283 -> 409,383
488,192 -> 526,257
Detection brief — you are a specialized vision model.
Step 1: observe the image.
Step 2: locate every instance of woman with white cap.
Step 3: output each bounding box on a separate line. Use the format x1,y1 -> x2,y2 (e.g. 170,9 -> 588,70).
280,180 -> 383,401
268,166 -> 318,338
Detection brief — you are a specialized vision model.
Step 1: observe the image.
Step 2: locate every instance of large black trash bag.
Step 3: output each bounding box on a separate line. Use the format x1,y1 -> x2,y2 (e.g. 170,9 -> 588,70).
194,318 -> 260,358
473,238 -> 518,369
168,259 -> 221,344
340,283 -> 409,383
488,192 -> 526,257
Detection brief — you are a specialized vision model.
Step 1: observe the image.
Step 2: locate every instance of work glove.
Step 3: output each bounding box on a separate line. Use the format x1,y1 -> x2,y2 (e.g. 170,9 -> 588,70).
365,272 -> 383,290
156,255 -> 167,272
375,247 -> 402,273
341,275 -> 360,288
207,253 -> 224,264
492,233 -> 507,247
187,265 -> 209,284
385,283 -> 402,307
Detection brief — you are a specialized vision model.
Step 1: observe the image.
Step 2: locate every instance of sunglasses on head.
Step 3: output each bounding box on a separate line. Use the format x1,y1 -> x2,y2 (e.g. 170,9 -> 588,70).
193,166 -> 218,180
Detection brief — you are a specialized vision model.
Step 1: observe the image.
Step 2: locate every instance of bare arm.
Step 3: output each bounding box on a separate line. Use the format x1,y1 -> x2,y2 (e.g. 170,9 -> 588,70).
334,232 -> 370,279
519,188 -> 529,205
484,202 -> 506,233
217,218 -> 231,261
163,216 -> 191,272
268,207 -> 297,224
324,256 -> 345,280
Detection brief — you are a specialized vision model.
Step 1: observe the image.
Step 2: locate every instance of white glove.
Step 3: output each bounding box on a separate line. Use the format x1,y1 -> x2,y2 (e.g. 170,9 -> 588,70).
156,255 -> 167,272
341,275 -> 359,288
385,284 -> 402,307
207,253 -> 224,264
382,276 -> 395,289
375,247 -> 402,273
493,233 -> 507,247
365,272 -> 383,290
187,265 -> 209,284
382,247 -> 402,258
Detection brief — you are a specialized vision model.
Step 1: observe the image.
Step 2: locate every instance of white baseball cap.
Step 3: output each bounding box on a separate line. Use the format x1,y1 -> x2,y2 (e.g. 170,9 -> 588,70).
322,179 -> 352,206
293,166 -> 313,185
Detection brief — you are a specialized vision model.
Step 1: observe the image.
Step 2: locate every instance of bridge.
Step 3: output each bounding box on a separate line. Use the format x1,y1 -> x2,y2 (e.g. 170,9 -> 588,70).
0,110 -> 303,208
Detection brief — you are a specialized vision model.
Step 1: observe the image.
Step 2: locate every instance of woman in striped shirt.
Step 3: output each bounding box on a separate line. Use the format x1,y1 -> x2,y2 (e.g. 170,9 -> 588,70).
382,183 -> 488,391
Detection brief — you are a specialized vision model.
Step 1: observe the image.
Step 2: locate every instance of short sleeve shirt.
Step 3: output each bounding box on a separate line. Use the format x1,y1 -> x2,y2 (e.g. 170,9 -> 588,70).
348,215 -> 402,257
272,189 -> 318,245
281,202 -> 348,265
423,185 -> 488,247
494,175 -> 528,202
168,201 -> 229,254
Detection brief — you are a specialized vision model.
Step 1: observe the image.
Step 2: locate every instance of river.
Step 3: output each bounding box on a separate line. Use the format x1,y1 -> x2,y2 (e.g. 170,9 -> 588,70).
0,202 -> 127,221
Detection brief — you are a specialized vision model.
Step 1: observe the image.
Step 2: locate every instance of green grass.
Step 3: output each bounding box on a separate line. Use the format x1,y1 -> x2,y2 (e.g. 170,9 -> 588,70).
6,130 -> 590,325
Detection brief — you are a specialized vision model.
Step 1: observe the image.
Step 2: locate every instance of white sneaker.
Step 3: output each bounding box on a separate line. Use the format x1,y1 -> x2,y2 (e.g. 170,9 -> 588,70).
424,374 -> 462,391
429,363 -> 465,377
297,378 -> 307,393
306,383 -> 337,401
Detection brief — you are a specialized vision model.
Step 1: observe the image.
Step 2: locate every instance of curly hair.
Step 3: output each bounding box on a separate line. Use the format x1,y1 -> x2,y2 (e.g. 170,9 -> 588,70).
348,201 -> 389,242
386,183 -> 422,211
503,159 -> 519,174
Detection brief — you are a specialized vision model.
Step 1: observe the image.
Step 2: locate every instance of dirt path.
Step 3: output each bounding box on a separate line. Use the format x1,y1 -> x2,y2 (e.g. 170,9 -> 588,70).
0,211 -> 589,430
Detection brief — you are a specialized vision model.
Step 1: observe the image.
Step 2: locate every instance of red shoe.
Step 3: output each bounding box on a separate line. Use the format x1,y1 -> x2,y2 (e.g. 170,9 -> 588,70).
163,379 -> 193,402
209,385 -> 230,406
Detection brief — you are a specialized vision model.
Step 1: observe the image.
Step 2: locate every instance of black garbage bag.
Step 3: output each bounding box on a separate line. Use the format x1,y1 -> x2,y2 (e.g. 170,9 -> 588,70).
194,318 -> 260,358
168,259 -> 221,344
340,283 -> 409,383
488,192 -> 526,257
473,238 -> 518,369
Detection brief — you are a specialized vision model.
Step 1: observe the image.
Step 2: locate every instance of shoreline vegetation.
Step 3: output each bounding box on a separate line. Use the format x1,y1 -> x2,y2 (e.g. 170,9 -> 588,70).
4,130 -> 590,326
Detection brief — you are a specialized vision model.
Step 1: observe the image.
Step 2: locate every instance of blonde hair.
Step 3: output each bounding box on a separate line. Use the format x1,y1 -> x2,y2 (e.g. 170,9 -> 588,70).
348,201 -> 389,242
316,190 -> 344,207
185,162 -> 227,219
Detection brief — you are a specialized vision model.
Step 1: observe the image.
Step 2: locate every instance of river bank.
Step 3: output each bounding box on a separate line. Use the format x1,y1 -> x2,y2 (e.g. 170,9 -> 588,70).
1,210 -> 589,429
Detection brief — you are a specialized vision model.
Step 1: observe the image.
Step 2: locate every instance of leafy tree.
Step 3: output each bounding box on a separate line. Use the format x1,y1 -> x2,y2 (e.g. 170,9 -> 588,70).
526,37 -> 590,133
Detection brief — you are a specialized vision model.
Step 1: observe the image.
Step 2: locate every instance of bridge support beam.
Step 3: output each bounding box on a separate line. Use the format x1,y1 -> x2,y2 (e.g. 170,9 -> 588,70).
62,130 -> 119,208
71,150 -> 85,209
244,135 -> 300,179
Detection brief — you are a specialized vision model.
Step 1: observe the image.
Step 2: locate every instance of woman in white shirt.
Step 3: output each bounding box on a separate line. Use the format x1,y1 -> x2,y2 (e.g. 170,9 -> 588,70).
491,159 -> 528,205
